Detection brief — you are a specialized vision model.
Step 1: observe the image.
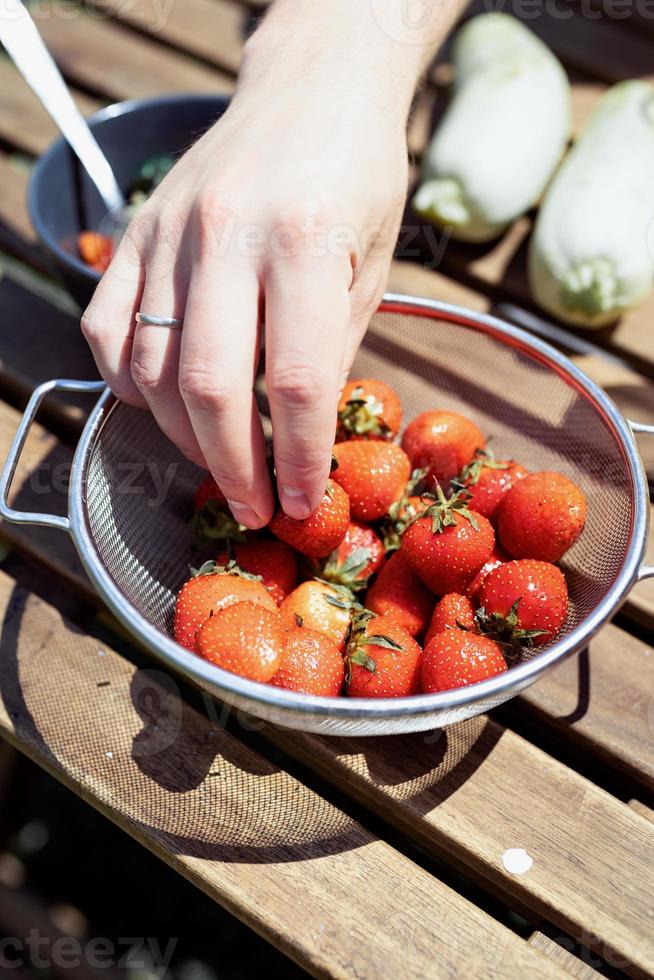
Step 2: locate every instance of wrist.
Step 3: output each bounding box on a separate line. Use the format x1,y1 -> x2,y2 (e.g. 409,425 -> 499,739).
238,0 -> 448,127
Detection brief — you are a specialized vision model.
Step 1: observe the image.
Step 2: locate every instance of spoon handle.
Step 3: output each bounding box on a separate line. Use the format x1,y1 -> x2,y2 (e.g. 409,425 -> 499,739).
0,0 -> 124,214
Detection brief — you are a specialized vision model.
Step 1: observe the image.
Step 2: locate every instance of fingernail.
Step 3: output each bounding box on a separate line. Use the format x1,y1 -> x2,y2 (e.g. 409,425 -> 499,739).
226,500 -> 261,528
280,486 -> 312,520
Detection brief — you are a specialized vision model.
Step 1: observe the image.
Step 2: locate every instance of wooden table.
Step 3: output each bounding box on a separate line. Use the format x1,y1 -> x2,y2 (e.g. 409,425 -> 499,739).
0,2 -> 653,977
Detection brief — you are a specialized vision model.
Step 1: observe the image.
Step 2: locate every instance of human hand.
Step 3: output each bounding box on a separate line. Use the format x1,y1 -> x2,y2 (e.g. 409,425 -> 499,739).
81,2 -> 437,528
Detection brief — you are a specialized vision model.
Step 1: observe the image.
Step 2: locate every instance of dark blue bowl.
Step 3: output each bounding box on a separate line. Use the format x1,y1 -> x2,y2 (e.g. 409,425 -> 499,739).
28,93 -> 230,309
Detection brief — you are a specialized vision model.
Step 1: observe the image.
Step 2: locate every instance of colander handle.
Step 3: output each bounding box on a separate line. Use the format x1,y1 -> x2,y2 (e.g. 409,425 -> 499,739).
628,418 -> 654,582
0,378 -> 106,532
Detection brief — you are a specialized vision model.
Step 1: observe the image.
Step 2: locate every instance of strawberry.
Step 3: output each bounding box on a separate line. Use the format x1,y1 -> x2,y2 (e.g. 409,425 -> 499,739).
424,593 -> 476,646
336,378 -> 402,441
477,559 -> 569,648
401,487 -> 495,595
192,474 -> 245,543
315,520 -> 385,590
78,230 -> 113,272
216,539 -> 297,605
466,544 -> 509,602
365,550 -> 433,638
194,474 -> 226,512
421,629 -> 506,692
498,471 -> 587,562
452,449 -> 527,523
269,479 -> 350,558
402,410 -> 485,485
280,580 -> 358,651
173,561 -> 277,651
331,441 -> 410,522
271,626 -> 345,696
346,613 -> 422,698
196,601 -> 284,682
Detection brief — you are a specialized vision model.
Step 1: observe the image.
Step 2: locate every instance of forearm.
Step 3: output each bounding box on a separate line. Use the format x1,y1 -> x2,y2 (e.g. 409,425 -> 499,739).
238,0 -> 460,129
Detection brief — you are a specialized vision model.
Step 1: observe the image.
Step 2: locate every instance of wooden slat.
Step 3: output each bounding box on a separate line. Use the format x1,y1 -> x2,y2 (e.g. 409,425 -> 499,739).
529,929 -> 605,980
0,157 -> 42,270
266,719 -> 654,978
0,570 -> 566,980
86,0 -> 246,75
33,2 -> 235,101
0,56 -> 100,157
518,625 -> 654,791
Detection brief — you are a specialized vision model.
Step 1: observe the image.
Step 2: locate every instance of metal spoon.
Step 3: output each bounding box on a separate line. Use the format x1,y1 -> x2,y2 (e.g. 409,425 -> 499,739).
0,0 -> 124,215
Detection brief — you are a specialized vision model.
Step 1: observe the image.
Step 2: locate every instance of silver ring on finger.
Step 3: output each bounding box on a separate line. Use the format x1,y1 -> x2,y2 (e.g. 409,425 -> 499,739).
136,312 -> 183,329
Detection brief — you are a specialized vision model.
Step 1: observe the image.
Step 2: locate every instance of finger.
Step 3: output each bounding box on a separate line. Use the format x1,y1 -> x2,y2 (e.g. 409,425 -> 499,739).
179,260 -> 273,529
80,218 -> 148,408
266,253 -> 351,519
130,248 -> 206,469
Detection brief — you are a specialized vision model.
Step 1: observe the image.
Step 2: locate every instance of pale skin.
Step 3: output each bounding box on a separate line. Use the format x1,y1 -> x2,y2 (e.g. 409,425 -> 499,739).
81,0 -> 459,529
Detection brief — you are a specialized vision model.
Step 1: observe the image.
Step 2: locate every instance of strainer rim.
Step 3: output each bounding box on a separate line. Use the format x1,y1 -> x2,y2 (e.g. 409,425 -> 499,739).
68,295 -> 649,721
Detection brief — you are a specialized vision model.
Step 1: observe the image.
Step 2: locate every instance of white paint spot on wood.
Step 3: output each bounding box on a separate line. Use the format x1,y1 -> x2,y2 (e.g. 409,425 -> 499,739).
502,848 -> 533,875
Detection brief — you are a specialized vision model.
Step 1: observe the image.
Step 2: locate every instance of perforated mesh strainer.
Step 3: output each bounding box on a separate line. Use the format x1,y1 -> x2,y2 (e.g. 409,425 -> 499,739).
2,295 -> 652,735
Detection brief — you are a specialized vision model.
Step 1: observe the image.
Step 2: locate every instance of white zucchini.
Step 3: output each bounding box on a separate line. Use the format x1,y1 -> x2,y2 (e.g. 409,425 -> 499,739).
529,80 -> 654,327
412,13 -> 571,243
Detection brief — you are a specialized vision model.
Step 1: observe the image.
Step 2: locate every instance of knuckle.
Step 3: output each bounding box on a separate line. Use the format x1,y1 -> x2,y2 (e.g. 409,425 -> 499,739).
179,366 -> 232,413
80,310 -> 102,346
130,354 -> 162,394
194,188 -> 238,228
267,363 -> 329,409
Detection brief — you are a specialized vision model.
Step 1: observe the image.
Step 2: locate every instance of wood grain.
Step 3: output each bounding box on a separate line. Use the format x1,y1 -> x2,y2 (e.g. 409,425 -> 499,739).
86,0 -> 246,75
0,56 -> 100,158
266,720 -> 654,978
529,929 -> 605,980
518,624 -> 654,791
0,570 -> 566,980
33,2 -> 235,101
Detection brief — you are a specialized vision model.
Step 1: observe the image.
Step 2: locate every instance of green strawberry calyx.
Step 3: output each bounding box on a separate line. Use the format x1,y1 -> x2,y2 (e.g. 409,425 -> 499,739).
344,609 -> 405,686
190,558 -> 263,584
380,468 -> 429,552
475,598 -> 547,660
337,386 -> 391,440
192,499 -> 247,544
451,448 -> 510,494
317,546 -> 374,592
406,484 -> 480,535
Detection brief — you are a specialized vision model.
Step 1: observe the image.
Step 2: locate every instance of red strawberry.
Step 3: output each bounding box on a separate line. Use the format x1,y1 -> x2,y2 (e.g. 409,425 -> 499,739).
216,539 -> 297,605
365,550 -> 433,638
401,487 -> 495,595
194,474 -> 226,512
346,613 -> 422,698
378,465 -> 432,552
280,580 -> 358,651
477,559 -> 569,647
315,520 -> 385,590
269,479 -> 349,558
402,410 -> 485,484
421,629 -> 506,692
466,544 -> 509,602
196,601 -> 284,682
331,441 -> 410,522
498,471 -> 587,563
336,378 -> 402,441
453,450 -> 527,523
424,593 -> 476,646
271,626 -> 345,696
173,561 -> 277,651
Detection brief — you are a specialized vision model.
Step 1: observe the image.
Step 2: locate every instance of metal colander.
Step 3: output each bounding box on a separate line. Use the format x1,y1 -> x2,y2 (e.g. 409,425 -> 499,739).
2,295 -> 652,735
